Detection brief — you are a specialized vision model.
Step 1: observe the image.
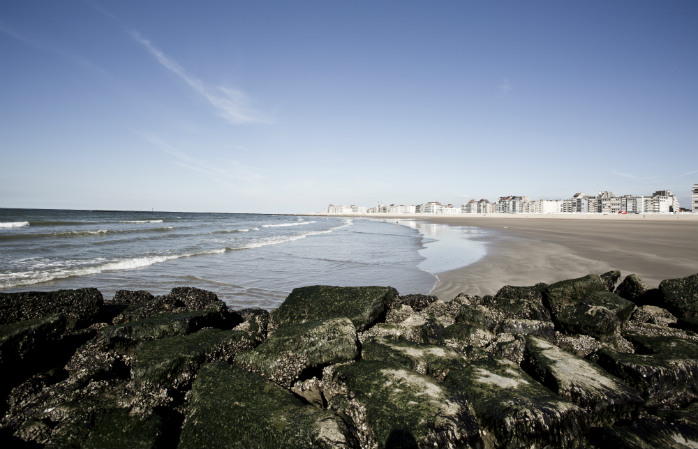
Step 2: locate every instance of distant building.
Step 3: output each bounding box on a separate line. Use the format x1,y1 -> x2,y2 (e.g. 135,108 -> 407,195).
462,200 -> 478,214
693,184 -> 698,213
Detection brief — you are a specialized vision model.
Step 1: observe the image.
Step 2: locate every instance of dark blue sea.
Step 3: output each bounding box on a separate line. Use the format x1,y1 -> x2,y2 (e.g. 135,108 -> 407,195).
0,209 -> 488,309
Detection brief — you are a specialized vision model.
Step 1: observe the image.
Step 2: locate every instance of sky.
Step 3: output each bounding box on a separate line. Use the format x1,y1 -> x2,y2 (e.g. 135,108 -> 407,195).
1,0 -> 697,213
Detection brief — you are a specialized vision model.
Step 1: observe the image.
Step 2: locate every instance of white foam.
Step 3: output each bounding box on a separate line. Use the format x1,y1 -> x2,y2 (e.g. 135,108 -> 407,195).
262,220 -> 315,228
0,221 -> 30,228
121,220 -> 164,224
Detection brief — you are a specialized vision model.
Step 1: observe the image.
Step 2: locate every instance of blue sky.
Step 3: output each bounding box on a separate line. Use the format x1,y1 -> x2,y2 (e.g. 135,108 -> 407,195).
1,1 -> 696,213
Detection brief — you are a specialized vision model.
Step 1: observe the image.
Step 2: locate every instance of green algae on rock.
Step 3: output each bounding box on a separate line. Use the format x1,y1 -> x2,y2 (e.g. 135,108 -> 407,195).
179,362 -> 350,449
323,360 -> 480,449
444,358 -> 586,449
235,317 -> 358,387
271,286 -> 397,330
523,335 -> 642,424
0,288 -> 104,329
542,274 -> 608,317
555,291 -> 636,341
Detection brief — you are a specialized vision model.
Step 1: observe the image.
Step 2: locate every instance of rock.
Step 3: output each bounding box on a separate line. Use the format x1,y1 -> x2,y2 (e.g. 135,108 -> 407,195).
112,290 -> 155,305
489,283 -> 551,321
523,336 -> 642,425
554,332 -> 602,358
323,360 -> 481,449
291,377 -> 325,408
615,274 -> 650,301
131,328 -> 257,389
658,274 -> 698,318
601,270 -> 622,292
0,315 -> 69,399
630,305 -> 677,326
100,308 -> 232,348
392,294 -> 439,311
443,358 -> 586,449
112,287 -> 231,324
271,286 -> 397,331
235,318 -> 358,387
555,291 -> 636,341
455,304 -> 501,332
233,307 -> 270,342
361,336 -> 466,380
499,318 -> 556,339
542,274 -> 608,317
589,408 -> 698,449
596,335 -> 698,408
623,322 -> 698,341
179,362 -> 351,449
0,288 -> 104,329
440,322 -> 495,356
676,316 -> 698,333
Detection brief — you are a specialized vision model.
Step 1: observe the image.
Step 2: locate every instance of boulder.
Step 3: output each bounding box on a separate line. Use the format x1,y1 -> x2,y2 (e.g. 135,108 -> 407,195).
600,270 -> 622,292
233,307 -> 270,342
629,305 -> 677,326
271,286 -> 397,331
100,308 -> 232,348
443,358 -> 586,449
589,407 -> 698,449
131,328 -> 257,389
596,336 -> 698,408
235,318 -> 358,387
542,274 -> 607,317
0,288 -> 104,329
440,322 -> 495,356
489,283 -> 551,321
179,362 -> 351,449
392,294 -> 439,312
555,291 -> 635,341
323,360 -> 480,449
658,274 -> 698,318
112,287 -> 231,324
499,319 -> 556,339
523,336 -> 642,424
361,336 -> 466,380
615,274 -> 649,301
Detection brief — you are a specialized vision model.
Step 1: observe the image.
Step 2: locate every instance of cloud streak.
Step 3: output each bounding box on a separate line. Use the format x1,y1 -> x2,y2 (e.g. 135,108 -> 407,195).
138,132 -> 267,186
130,31 -> 268,125
498,78 -> 512,97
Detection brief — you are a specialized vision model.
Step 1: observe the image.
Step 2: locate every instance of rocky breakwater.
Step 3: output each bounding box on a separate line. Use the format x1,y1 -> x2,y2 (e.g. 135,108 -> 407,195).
0,274 -> 696,448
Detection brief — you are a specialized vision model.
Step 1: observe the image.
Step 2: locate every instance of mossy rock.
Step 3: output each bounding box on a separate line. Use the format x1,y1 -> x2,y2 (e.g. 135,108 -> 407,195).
0,314 -> 67,364
658,273 -> 698,318
112,287 -> 232,324
600,270 -> 622,292
235,318 -> 357,387
440,322 -> 495,355
443,358 -> 586,448
489,283 -> 551,321
361,337 -> 466,380
596,336 -> 698,408
272,286 -> 397,330
179,362 -> 351,449
132,328 -> 256,388
523,336 -> 642,424
323,360 -> 480,449
614,274 -> 649,301
542,274 -> 607,317
499,319 -> 556,339
454,305 -> 500,331
0,288 -> 104,329
100,308 -> 229,348
555,291 -> 635,341
588,407 -> 698,449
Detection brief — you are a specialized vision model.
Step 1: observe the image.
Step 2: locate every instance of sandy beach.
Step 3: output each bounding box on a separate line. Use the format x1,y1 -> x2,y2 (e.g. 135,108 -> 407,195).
407,214 -> 698,300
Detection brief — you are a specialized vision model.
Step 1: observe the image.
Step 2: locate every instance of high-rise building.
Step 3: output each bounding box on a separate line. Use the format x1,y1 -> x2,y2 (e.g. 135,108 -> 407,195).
692,184 -> 698,213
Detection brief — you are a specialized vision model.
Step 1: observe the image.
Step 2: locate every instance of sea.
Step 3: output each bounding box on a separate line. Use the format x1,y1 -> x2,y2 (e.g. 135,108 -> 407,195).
0,209 -> 489,309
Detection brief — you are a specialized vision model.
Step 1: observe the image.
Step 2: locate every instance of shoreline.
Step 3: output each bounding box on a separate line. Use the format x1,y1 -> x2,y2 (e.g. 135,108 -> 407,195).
408,215 -> 698,300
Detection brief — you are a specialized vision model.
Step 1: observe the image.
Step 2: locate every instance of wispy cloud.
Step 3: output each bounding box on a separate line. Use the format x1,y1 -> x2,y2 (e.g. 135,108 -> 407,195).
130,30 -> 269,125
138,132 -> 267,185
675,169 -> 698,179
498,78 -> 512,97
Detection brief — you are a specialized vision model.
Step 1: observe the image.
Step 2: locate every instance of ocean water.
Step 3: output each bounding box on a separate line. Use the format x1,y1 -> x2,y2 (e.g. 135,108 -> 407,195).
0,209 -> 488,309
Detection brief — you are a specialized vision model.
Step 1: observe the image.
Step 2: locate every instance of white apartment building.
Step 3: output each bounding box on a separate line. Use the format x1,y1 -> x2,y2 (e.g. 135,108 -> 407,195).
534,200 -> 563,214
497,196 -> 530,214
644,190 -> 679,213
693,184 -> 698,212
421,201 -> 442,214
462,200 -> 478,214
477,199 -> 495,214
386,204 -> 416,214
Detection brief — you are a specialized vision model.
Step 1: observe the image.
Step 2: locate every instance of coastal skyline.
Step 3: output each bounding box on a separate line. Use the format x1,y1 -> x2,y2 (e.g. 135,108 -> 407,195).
2,1 -> 697,213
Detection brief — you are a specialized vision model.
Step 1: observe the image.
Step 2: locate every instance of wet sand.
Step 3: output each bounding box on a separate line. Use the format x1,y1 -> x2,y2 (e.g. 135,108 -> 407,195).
419,215 -> 698,301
